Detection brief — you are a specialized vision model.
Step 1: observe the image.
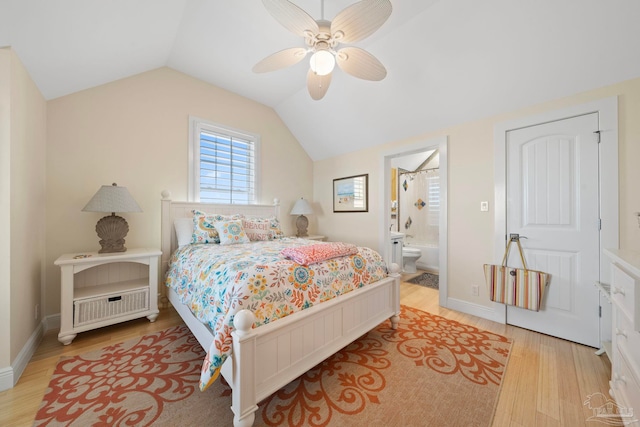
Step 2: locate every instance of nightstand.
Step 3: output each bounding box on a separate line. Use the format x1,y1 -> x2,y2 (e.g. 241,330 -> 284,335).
294,235 -> 326,241
55,248 -> 162,345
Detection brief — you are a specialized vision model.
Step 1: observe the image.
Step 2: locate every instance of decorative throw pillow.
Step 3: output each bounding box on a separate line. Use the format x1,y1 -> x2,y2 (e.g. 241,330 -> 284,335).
214,219 -> 250,245
191,210 -> 243,244
242,217 -> 273,241
268,217 -> 285,239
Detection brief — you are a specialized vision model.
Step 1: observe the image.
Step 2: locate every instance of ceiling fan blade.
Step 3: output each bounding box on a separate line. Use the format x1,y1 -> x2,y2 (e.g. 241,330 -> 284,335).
262,0 -> 319,38
307,69 -> 332,100
331,0 -> 392,44
253,47 -> 308,73
336,47 -> 387,81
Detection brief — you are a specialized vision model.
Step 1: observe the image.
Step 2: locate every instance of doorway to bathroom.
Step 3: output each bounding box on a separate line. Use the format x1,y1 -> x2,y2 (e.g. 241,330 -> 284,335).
393,151 -> 440,271
381,136 -> 448,308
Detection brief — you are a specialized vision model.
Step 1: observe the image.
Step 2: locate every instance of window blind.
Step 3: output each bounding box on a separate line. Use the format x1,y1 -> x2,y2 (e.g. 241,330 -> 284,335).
428,175 -> 440,224
198,128 -> 256,204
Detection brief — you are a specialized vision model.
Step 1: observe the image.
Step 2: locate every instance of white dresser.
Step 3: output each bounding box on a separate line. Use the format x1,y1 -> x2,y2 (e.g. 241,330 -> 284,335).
605,248 -> 640,424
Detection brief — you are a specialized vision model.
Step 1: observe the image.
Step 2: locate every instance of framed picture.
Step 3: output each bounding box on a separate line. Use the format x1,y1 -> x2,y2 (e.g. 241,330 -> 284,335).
333,174 -> 368,213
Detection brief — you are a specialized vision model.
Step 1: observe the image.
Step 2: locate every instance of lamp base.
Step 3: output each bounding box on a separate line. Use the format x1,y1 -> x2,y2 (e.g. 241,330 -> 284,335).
295,215 -> 309,237
95,214 -> 129,253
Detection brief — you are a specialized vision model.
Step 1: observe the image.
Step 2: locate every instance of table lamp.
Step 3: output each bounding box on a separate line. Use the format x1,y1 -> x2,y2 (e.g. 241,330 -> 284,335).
82,183 -> 142,253
290,197 -> 313,237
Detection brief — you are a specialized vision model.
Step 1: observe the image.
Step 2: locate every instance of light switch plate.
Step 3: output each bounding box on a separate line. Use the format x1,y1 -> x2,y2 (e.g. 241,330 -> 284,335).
480,201 -> 489,212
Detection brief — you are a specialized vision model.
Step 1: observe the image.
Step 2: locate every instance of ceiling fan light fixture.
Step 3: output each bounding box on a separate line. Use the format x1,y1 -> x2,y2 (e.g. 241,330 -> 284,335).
309,50 -> 335,76
257,0 -> 392,99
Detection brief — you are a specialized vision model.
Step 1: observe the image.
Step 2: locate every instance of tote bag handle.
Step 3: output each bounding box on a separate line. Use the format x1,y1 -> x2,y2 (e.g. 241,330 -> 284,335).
501,238 -> 528,269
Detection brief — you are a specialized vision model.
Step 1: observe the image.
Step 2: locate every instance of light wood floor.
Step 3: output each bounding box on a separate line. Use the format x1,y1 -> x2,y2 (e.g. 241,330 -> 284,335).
0,279 -> 614,427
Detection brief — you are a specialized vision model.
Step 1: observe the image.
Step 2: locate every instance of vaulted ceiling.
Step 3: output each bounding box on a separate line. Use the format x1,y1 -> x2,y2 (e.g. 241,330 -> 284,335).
2,0 -> 640,161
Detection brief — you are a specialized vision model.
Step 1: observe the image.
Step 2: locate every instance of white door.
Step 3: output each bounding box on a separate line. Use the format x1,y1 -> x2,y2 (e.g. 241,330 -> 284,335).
505,113 -> 600,347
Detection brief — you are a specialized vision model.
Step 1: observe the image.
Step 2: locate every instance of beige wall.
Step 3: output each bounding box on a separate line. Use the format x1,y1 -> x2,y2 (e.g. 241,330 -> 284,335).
45,67 -> 313,316
314,77 -> 640,308
0,49 -> 11,370
10,49 -> 47,362
314,154 -> 381,249
0,48 -> 47,371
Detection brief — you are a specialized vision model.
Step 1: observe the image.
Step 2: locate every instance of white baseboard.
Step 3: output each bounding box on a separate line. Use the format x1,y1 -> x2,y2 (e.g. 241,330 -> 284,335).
0,318 -> 46,392
445,297 -> 506,324
0,366 -> 13,392
0,313 -> 61,392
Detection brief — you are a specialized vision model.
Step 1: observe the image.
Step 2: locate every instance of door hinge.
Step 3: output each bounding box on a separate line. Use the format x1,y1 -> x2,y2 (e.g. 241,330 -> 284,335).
599,305 -> 602,318
598,218 -> 602,230
594,130 -> 601,143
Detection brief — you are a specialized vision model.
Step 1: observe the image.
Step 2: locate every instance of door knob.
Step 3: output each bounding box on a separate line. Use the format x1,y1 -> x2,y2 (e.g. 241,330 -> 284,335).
509,233 -> 528,241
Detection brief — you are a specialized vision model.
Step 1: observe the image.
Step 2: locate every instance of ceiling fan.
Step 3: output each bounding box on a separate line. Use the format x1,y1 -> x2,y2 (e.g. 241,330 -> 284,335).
253,0 -> 392,100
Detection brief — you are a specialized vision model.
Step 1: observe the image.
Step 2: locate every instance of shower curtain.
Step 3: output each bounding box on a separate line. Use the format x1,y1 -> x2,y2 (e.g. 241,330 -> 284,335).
398,168 -> 439,245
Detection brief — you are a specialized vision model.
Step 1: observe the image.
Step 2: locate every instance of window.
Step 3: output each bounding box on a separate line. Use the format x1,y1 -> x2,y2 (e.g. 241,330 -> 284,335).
189,117 -> 259,204
427,173 -> 440,225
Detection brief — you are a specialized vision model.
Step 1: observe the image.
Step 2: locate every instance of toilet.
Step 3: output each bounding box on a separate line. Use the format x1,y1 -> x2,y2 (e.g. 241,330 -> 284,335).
403,247 -> 422,273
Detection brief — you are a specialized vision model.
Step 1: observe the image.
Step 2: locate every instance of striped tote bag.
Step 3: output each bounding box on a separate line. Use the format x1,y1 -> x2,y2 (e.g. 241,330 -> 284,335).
483,239 -> 550,311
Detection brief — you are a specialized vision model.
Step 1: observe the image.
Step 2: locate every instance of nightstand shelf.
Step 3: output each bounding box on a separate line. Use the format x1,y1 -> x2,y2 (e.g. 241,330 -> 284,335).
55,248 -> 161,345
73,278 -> 148,299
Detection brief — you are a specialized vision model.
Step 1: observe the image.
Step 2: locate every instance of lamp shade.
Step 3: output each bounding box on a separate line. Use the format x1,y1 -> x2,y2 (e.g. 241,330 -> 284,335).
290,198 -> 313,216
82,183 -> 142,213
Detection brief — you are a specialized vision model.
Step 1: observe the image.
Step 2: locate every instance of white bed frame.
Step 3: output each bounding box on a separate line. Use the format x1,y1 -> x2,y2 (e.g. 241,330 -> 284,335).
160,193 -> 401,427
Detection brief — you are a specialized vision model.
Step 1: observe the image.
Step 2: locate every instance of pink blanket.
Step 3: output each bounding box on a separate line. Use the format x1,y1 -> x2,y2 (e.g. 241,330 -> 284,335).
281,242 -> 358,266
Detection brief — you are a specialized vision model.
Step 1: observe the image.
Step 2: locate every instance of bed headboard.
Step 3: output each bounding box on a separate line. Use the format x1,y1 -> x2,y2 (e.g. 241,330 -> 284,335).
160,190 -> 280,296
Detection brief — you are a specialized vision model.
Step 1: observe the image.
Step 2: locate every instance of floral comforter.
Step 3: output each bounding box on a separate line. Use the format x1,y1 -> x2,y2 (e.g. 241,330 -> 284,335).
164,237 -> 388,390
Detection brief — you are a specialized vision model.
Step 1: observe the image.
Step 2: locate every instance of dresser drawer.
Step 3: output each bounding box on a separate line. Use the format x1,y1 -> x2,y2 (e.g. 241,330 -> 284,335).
611,352 -> 640,425
615,308 -> 640,375
611,263 -> 639,330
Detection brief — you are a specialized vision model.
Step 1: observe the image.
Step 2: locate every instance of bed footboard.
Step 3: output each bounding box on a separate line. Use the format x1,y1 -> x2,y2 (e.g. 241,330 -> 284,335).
228,265 -> 401,426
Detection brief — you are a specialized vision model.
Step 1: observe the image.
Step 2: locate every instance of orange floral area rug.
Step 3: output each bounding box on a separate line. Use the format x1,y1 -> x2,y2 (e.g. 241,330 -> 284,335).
34,306 -> 511,427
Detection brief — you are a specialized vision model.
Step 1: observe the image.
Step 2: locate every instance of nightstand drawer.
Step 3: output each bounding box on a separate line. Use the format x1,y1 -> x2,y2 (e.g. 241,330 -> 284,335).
74,287 -> 149,327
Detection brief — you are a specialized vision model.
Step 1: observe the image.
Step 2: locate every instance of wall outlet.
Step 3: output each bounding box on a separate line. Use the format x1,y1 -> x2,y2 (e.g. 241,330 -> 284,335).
472,285 -> 480,296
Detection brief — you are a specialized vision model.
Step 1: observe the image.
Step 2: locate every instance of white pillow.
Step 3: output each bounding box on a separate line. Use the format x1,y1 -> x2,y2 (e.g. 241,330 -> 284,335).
174,218 -> 193,247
